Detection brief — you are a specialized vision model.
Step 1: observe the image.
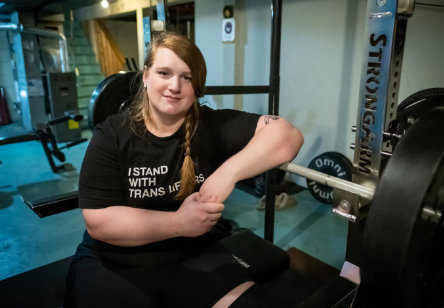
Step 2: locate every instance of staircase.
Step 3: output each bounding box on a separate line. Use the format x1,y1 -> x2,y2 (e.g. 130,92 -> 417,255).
64,20 -> 105,129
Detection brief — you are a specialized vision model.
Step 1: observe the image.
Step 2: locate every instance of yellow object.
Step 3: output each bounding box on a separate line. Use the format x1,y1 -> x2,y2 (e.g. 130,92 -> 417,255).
68,119 -> 79,129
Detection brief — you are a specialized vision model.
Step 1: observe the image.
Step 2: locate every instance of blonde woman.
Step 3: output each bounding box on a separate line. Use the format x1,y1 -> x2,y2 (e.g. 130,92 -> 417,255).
65,32 -> 303,308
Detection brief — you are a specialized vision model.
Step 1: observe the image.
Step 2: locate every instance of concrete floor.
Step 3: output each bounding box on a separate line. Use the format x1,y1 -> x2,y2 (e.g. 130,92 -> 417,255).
0,128 -> 348,281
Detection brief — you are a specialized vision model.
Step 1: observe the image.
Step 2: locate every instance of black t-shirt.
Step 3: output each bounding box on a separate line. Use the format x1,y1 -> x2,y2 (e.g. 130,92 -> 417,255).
76,105 -> 260,266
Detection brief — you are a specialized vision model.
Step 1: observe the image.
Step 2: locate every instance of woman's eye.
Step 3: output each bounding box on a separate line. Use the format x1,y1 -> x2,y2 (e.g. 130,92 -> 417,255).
158,71 -> 169,76
182,76 -> 192,82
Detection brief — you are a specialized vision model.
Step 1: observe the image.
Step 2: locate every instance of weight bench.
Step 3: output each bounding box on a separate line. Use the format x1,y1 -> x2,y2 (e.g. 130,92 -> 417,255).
17,176 -> 79,217
0,112 -> 86,173
0,112 -> 86,217
7,72 -> 141,218
0,227 -> 357,307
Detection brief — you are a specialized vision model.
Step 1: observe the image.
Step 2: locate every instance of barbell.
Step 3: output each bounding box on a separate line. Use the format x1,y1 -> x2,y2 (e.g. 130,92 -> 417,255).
280,160 -> 373,201
280,88 -> 444,212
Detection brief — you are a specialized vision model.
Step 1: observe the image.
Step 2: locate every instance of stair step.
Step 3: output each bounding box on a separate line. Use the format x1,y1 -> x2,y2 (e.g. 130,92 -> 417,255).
64,23 -> 84,34
63,19 -> 103,116
77,84 -> 98,97
73,45 -> 95,55
75,55 -> 98,65
77,65 -> 102,74
77,74 -> 104,86
67,37 -> 90,46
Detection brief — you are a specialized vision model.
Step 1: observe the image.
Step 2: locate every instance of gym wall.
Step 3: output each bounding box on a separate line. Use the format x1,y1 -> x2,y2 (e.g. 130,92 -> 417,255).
195,0 -> 444,186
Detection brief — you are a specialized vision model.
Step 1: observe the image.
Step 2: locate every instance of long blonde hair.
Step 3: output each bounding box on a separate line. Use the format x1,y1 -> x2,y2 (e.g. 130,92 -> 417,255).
127,32 -> 207,200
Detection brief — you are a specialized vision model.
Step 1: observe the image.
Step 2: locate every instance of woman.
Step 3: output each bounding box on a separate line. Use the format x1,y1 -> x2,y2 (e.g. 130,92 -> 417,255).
64,32 -> 303,308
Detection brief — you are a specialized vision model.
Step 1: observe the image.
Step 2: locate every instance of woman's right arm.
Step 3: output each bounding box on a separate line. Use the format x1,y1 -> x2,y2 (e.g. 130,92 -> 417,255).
82,192 -> 224,247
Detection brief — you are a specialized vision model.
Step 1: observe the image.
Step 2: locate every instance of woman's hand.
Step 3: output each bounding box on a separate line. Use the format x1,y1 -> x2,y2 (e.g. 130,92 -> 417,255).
198,165 -> 236,203
175,192 -> 224,237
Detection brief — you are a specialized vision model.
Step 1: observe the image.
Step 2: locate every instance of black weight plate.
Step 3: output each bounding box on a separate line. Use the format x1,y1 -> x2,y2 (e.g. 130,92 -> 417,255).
88,71 -> 141,130
306,151 -> 353,204
359,106 -> 444,308
395,88 -> 444,137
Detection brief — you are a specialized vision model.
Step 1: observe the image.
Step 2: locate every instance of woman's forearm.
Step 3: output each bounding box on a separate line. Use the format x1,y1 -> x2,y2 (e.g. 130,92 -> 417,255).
223,116 -> 303,183
83,206 -> 180,246
199,116 -> 303,203
82,192 -> 224,246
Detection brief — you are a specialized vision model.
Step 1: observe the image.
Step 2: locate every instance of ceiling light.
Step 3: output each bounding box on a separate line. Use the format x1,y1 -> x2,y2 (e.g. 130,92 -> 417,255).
101,0 -> 109,8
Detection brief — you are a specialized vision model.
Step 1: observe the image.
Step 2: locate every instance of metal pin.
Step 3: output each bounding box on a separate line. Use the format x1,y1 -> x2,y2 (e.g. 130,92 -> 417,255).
351,126 -> 401,140
350,143 -> 392,157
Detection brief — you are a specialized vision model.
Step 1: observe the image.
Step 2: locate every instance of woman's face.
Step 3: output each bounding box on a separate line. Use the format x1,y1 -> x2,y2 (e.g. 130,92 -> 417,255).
143,47 -> 195,124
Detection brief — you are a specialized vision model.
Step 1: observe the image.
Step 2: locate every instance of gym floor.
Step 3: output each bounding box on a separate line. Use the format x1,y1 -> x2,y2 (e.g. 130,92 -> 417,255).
0,127 -> 348,281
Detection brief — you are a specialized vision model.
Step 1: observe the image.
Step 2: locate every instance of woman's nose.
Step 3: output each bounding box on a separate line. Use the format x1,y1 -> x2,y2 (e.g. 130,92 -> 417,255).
168,76 -> 180,92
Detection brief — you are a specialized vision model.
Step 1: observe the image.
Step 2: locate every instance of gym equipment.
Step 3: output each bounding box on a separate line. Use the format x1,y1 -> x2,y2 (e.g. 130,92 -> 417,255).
0,86 -> 11,125
0,111 -> 85,173
125,57 -> 139,71
392,87 -> 444,138
358,107 -> 444,307
222,229 -> 290,284
306,152 -> 353,204
0,14 -> 70,132
88,71 -> 140,130
336,0 -> 415,222
44,72 -> 82,143
0,229 -> 313,308
279,162 -> 375,203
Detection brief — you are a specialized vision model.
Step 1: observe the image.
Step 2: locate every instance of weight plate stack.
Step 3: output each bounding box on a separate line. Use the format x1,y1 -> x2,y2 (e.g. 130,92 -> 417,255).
306,152 -> 353,204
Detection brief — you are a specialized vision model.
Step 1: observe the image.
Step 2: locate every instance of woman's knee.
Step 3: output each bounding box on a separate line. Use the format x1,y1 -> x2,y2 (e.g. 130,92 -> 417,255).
212,281 -> 255,308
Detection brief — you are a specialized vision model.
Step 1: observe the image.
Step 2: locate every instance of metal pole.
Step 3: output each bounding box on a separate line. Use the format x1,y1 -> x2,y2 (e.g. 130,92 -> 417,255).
279,162 -> 375,201
264,0 -> 282,243
268,0 -> 282,116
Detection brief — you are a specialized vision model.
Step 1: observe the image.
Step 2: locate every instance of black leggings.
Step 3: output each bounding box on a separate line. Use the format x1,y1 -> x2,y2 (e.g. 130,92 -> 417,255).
64,241 -> 251,308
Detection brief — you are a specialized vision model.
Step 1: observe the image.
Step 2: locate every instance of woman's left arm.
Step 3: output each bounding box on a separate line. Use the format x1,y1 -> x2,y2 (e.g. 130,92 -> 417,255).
199,115 -> 303,203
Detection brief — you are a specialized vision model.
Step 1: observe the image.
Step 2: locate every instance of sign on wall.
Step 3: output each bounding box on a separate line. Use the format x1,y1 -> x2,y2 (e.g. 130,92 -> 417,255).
222,18 -> 235,42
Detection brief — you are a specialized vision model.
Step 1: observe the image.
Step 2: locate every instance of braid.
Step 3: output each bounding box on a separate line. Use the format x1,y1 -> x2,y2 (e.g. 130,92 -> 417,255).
176,102 -> 199,200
